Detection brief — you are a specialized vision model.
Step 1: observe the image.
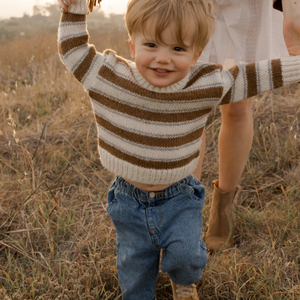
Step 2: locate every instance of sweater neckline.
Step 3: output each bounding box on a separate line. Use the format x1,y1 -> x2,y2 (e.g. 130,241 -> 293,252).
130,64 -> 190,93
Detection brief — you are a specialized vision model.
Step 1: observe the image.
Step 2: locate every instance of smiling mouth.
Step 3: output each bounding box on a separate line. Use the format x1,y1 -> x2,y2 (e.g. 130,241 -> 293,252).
152,68 -> 172,73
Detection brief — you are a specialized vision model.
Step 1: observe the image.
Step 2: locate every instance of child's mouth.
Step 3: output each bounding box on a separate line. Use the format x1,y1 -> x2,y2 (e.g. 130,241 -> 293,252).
151,68 -> 173,76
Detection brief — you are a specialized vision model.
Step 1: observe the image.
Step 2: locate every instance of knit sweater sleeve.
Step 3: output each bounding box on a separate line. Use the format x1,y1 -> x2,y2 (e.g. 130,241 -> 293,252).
58,0 -> 107,91
219,57 -> 300,105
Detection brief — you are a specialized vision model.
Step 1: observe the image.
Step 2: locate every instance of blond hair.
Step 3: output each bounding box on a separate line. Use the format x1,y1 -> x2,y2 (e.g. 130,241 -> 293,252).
125,0 -> 215,51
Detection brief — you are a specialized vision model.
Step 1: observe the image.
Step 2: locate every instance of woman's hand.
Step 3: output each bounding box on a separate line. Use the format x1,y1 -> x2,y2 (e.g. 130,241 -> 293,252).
58,0 -> 71,13
282,0 -> 300,56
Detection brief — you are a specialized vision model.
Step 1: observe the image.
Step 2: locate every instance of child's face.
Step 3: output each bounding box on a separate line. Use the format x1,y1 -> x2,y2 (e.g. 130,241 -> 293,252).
129,22 -> 201,87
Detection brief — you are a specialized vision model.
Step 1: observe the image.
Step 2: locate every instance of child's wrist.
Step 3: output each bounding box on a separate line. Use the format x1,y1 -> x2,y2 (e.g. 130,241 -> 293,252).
68,0 -> 89,15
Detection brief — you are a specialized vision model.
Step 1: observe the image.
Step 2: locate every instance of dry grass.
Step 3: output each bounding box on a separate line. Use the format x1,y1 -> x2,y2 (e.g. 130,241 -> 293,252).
0,28 -> 300,300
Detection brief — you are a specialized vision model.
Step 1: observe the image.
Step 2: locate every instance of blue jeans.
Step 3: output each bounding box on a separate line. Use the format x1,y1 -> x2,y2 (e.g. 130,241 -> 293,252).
106,175 -> 207,300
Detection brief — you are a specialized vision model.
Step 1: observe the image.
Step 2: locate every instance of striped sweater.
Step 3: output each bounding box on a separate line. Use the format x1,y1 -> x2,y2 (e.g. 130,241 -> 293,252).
58,0 -> 300,185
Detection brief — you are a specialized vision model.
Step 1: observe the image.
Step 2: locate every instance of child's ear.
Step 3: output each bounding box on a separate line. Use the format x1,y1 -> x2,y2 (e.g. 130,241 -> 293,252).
128,40 -> 136,59
191,51 -> 202,68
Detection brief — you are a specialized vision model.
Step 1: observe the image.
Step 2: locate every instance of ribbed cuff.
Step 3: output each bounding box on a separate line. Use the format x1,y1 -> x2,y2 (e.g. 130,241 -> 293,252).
281,56 -> 300,85
68,0 -> 89,15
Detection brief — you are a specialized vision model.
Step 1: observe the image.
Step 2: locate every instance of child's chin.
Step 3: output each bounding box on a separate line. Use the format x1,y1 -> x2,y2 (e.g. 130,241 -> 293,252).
148,79 -> 173,88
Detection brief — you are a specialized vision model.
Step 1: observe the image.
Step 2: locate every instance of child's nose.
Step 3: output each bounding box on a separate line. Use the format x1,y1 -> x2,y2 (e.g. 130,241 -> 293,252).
156,50 -> 171,64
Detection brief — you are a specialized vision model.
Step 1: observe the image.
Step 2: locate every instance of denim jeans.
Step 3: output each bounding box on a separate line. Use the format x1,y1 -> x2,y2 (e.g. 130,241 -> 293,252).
106,175 -> 207,300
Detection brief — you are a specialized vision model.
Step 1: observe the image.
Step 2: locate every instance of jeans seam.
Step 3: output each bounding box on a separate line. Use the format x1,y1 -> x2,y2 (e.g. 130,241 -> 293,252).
151,235 -> 160,250
148,208 -> 162,232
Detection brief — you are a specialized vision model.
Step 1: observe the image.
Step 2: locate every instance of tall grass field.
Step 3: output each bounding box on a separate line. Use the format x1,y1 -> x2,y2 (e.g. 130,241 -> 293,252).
0,9 -> 300,299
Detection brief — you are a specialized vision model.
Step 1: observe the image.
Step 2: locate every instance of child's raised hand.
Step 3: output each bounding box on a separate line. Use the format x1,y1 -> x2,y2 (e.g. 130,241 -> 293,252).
282,0 -> 300,56
58,0 -> 70,13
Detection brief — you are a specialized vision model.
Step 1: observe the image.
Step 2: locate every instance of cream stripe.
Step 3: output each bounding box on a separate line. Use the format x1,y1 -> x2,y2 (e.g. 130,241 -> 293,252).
231,64 -> 246,103
58,23 -> 87,42
99,147 -> 199,185
241,64 -> 248,99
97,124 -> 202,161
281,56 -> 300,85
256,59 -> 272,94
92,78 -> 219,112
60,20 -> 85,27
91,99 -> 208,137
256,62 -> 261,94
220,70 -> 234,100
268,60 -> 274,90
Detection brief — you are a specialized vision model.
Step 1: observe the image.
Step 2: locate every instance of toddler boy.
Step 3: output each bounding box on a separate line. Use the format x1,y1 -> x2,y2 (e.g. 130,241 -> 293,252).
58,0 -> 300,299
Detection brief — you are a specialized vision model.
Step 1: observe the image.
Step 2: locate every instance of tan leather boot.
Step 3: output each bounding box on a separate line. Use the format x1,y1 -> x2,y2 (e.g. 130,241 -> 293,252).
171,280 -> 199,300
205,180 -> 238,253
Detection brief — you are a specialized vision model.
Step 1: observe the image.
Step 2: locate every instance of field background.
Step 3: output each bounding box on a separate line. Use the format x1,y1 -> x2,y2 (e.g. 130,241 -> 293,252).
0,4 -> 300,299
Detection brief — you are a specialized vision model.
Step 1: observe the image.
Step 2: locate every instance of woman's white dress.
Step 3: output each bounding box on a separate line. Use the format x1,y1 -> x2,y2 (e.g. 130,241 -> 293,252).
200,0 -> 289,68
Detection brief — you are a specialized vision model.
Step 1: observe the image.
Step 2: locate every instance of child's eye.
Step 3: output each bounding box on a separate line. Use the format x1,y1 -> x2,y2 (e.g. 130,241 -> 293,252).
173,47 -> 185,52
145,43 -> 157,48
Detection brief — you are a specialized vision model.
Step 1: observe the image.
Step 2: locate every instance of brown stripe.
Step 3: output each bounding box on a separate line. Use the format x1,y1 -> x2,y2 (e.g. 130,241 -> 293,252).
61,13 -> 86,23
271,59 -> 283,89
245,63 -> 258,98
99,138 -> 200,169
90,90 -> 212,123
103,49 -> 130,66
220,65 -> 240,105
98,65 -> 223,101
184,64 -> 223,88
103,49 -> 130,67
115,55 -> 130,68
220,91 -> 231,105
95,114 -> 203,147
74,46 -> 97,82
103,49 -> 116,55
59,34 -> 89,56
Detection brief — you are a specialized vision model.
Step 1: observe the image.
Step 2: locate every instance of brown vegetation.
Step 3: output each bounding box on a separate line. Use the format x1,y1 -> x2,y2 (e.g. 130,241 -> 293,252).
0,9 -> 300,300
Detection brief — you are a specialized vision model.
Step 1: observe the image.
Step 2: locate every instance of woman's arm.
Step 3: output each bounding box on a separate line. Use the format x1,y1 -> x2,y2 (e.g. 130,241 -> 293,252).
272,0 -> 300,56
282,0 -> 300,56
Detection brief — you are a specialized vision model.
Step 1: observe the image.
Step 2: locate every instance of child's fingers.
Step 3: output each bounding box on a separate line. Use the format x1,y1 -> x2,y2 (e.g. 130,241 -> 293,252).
64,0 -> 70,7
58,0 -> 69,13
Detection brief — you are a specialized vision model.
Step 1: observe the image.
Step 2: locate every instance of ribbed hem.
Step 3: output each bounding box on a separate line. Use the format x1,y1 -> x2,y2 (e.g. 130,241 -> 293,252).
99,147 -> 199,185
281,56 -> 300,85
68,0 -> 89,15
